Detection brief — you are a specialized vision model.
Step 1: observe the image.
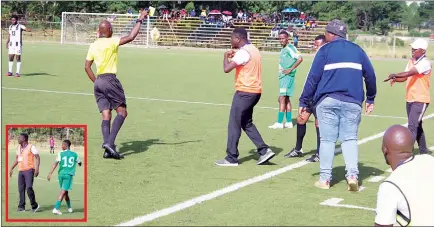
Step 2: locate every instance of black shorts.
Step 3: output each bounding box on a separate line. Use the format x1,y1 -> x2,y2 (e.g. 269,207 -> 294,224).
305,102 -> 317,118
50,146 -> 54,149
94,74 -> 127,112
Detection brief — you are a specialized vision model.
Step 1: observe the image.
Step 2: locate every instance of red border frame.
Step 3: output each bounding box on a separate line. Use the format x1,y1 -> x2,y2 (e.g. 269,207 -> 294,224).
5,124 -> 88,222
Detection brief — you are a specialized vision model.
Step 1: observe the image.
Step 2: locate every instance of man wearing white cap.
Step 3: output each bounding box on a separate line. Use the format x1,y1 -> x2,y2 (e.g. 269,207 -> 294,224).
384,39 -> 431,154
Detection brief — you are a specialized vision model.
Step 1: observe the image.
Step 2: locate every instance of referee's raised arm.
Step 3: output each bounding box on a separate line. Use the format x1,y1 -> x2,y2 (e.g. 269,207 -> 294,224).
83,10 -> 149,160
119,10 -> 148,46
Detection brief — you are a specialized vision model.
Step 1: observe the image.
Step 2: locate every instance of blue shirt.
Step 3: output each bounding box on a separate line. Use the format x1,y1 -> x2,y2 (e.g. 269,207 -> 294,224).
299,38 -> 377,108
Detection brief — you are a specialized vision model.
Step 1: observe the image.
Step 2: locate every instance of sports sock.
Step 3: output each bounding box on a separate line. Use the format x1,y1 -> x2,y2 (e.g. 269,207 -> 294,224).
66,200 -> 71,209
295,123 -> 306,151
285,111 -> 292,123
316,127 -> 320,155
108,114 -> 125,146
8,62 -> 13,73
277,112 -> 284,123
16,62 -> 21,74
101,120 -> 110,145
55,200 -> 61,210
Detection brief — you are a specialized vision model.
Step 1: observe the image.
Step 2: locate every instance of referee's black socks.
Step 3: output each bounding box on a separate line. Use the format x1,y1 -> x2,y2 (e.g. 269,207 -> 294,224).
295,123 -> 307,151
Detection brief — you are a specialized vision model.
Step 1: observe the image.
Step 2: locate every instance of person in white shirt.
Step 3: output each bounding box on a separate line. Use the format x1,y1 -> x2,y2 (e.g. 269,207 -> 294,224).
375,125 -> 434,226
5,15 -> 31,77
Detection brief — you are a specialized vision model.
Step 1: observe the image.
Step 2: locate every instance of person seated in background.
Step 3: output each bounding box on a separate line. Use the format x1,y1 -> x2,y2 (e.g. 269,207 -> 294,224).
200,9 -> 206,21
189,9 -> 196,18
162,9 -> 169,20
236,10 -> 243,21
305,20 -> 311,30
270,25 -> 279,38
180,9 -> 186,19
311,20 -> 317,29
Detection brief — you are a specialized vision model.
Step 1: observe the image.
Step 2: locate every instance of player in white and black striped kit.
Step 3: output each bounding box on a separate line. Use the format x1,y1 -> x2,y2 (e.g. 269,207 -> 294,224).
5,15 -> 31,77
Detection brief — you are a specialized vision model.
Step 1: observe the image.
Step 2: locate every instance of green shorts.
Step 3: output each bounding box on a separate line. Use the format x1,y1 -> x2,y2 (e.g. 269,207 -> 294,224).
279,75 -> 295,97
58,174 -> 73,191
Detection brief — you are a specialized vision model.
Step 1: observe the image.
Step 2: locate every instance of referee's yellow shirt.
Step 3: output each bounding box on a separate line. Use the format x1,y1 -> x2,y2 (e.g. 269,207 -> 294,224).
86,37 -> 120,75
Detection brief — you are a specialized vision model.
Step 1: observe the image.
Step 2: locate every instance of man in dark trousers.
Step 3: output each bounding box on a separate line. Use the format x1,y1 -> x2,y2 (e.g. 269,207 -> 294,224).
9,133 -> 40,212
299,19 -> 377,191
215,28 -> 275,166
384,39 -> 431,154
85,10 -> 148,159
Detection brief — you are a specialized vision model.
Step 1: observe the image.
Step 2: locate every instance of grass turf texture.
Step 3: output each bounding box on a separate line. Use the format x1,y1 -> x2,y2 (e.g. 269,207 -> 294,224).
5,146 -> 85,220
2,43 -> 433,226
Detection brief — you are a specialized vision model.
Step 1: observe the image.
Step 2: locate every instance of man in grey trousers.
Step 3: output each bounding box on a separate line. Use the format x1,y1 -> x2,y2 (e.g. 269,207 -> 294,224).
385,39 -> 431,154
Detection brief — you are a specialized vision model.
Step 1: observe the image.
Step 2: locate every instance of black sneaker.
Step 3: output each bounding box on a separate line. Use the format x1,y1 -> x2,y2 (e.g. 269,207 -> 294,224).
284,148 -> 304,158
30,204 -> 40,213
102,144 -> 123,159
17,208 -> 25,212
306,154 -> 320,162
103,149 -> 113,159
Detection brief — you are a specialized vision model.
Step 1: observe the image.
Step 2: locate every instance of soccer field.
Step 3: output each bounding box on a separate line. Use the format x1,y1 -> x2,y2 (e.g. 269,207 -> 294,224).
2,43 -> 433,226
5,146 -> 85,221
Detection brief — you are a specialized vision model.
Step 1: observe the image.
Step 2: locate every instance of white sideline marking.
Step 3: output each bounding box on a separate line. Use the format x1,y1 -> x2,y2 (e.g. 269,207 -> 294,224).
320,198 -> 375,212
35,177 -> 84,185
2,87 -> 407,119
368,176 -> 385,183
429,146 -> 434,151
115,113 -> 434,226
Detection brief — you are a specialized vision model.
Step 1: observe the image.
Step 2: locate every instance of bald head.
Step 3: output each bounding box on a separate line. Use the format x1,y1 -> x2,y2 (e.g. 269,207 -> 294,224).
382,125 -> 415,169
98,20 -> 113,38
383,125 -> 414,154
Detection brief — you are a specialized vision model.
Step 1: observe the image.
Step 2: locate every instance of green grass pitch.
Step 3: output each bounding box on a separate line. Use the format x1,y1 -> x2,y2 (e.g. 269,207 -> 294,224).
2,43 -> 433,226
6,146 -> 85,220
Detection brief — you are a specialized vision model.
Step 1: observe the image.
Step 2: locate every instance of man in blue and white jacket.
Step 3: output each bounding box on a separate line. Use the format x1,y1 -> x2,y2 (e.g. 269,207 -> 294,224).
299,19 -> 377,191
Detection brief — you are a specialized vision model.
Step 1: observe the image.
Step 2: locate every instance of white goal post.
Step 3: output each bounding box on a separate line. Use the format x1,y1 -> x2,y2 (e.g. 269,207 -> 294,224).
61,12 -> 154,47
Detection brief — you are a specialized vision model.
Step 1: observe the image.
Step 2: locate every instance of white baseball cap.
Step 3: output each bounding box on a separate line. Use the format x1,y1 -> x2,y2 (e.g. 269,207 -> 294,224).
410,39 -> 428,50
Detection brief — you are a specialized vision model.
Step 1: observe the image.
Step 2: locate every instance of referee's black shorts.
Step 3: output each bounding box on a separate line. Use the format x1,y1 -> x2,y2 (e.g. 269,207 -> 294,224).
94,73 -> 127,112
305,101 -> 317,118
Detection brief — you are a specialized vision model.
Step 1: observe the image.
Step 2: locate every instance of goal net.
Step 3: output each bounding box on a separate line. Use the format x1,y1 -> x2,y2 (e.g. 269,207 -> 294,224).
61,12 -> 156,47
348,34 -> 401,58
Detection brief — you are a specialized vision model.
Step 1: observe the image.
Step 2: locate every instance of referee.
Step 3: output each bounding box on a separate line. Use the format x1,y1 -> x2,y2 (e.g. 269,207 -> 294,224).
85,10 -> 148,159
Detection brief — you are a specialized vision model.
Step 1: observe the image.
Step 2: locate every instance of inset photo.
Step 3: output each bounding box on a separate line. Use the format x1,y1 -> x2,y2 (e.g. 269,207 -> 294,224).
5,125 -> 87,222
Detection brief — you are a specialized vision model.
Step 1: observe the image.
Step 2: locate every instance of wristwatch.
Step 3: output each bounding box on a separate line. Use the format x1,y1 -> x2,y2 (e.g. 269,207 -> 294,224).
136,19 -> 143,24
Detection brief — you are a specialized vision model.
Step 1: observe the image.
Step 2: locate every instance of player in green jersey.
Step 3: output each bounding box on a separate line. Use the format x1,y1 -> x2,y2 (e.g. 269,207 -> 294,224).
269,30 -> 303,129
47,140 -> 82,215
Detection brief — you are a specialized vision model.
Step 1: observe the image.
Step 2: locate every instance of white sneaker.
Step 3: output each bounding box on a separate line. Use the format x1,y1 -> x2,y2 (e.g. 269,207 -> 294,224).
52,208 -> 62,215
68,208 -> 73,213
284,122 -> 293,128
268,122 -> 284,129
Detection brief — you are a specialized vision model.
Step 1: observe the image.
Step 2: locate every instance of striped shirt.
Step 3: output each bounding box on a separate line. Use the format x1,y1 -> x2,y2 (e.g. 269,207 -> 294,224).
8,24 -> 26,47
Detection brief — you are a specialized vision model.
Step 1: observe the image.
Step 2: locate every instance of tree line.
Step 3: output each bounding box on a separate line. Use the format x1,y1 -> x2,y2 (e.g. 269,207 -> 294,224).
8,127 -> 85,145
2,1 -> 433,35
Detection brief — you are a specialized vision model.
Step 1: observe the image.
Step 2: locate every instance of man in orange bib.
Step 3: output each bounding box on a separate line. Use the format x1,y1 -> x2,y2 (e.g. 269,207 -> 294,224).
9,133 -> 40,212
215,28 -> 275,166
385,39 -> 431,154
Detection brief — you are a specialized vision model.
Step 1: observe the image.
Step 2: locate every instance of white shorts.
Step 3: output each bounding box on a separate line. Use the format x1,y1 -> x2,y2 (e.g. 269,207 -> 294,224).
8,46 -> 22,55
